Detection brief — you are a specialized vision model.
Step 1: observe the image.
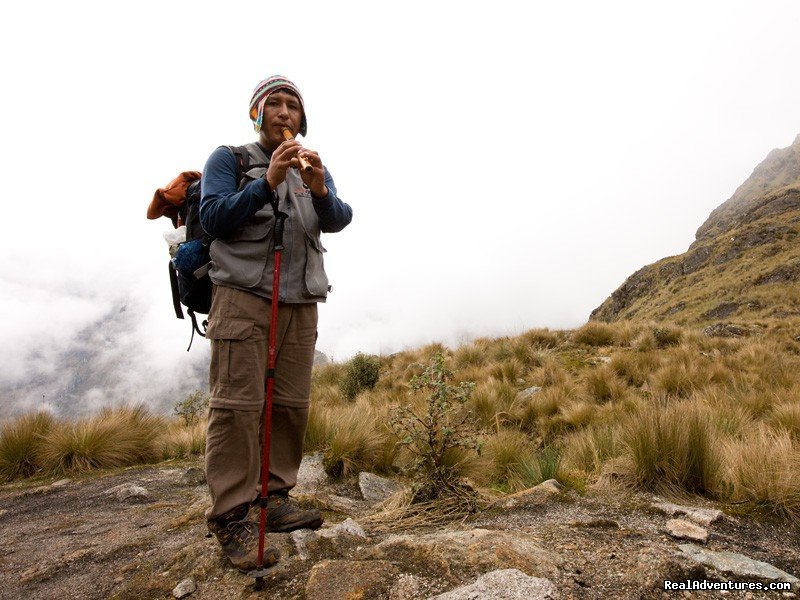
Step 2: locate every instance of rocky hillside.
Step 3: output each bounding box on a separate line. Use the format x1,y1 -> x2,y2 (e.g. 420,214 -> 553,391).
591,134 -> 800,324
1,457 -> 797,599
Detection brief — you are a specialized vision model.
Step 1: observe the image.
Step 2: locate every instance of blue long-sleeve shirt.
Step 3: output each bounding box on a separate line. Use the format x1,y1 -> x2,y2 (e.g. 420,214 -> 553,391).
199,145 -> 352,238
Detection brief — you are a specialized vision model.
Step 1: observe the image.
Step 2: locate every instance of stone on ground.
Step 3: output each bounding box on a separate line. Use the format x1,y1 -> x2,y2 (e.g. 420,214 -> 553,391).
172,577 -> 196,598
295,452 -> 328,491
178,467 -> 205,486
679,544 -> 800,589
106,484 -> 150,501
501,479 -> 563,509
430,569 -> 558,599
358,471 -> 404,503
651,498 -> 724,526
305,559 -> 399,600
368,528 -> 561,582
666,519 -> 708,543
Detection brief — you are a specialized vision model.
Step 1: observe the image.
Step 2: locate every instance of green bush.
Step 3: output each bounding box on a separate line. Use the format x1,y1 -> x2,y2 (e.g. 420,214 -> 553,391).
339,353 -> 381,400
389,352 -> 479,501
173,390 -> 210,426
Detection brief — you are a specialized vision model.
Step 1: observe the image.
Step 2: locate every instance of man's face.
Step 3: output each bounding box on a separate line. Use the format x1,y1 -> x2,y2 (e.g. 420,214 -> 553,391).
259,90 -> 304,150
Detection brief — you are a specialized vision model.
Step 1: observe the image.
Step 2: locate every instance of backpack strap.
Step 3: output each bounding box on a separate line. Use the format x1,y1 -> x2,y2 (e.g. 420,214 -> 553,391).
186,310 -> 208,352
168,261 -> 184,320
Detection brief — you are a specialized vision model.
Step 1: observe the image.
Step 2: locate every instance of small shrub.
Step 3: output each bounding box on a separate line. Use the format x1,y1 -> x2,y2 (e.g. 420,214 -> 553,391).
339,352 -> 381,400
173,390 -> 210,426
389,352 -> 479,500
0,411 -> 54,481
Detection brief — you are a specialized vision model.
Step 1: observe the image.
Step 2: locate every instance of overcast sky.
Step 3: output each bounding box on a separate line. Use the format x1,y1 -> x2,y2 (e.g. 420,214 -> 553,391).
2,1 -> 799,401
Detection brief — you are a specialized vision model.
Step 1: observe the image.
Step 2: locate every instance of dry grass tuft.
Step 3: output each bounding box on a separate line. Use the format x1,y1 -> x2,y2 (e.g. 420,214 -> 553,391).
520,328 -> 562,349
160,419 -> 206,459
573,322 -> 617,347
467,379 -> 518,430
562,424 -> 620,479
618,399 -> 721,495
767,401 -> 800,439
609,351 -> 660,387
38,405 -> 165,474
479,429 -> 535,490
321,403 -> 395,477
583,366 -> 628,403
0,411 -> 55,481
722,426 -> 800,520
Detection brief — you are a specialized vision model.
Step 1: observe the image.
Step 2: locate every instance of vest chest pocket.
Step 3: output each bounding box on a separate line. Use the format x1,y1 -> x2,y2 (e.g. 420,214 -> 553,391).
302,233 -> 329,299
206,318 -> 256,389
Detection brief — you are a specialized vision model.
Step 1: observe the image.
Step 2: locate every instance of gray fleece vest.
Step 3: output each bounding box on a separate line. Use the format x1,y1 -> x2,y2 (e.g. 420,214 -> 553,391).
208,143 -> 329,303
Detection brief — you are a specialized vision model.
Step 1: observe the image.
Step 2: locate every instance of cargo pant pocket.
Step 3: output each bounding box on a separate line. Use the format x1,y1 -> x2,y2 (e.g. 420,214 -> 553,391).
206,317 -> 256,390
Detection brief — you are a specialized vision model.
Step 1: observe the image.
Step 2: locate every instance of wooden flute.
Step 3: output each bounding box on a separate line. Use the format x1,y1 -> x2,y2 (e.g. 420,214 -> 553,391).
282,129 -> 313,173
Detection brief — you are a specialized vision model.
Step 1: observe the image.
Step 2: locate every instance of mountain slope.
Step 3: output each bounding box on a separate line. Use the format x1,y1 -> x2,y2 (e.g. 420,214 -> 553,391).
591,134 -> 800,324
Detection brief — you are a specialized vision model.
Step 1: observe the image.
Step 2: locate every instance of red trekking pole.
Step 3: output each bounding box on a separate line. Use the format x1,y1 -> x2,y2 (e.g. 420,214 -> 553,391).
250,203 -> 288,591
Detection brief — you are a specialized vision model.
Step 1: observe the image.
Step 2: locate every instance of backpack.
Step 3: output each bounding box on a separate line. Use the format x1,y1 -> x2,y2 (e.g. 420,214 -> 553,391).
147,145 -> 265,350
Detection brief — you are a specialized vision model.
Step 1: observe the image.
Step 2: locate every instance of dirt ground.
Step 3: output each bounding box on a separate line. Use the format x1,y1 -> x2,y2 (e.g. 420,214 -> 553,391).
0,458 -> 797,600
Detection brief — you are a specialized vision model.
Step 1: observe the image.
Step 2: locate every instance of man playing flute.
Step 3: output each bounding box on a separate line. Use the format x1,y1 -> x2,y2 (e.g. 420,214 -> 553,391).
199,75 -> 352,572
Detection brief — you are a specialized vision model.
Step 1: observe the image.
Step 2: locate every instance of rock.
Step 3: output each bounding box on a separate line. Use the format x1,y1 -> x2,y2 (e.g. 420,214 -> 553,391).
0,509 -> 8,518
358,472 -> 403,503
367,528 -> 561,583
23,480 -> 72,496
517,386 -> 543,400
501,479 -> 563,510
305,559 -> 399,600
178,468 -> 205,486
388,574 -> 425,600
296,452 -> 328,491
651,499 -> 723,526
702,302 -> 740,320
172,577 -> 196,598
319,517 -> 368,540
106,484 -> 150,501
666,519 -> 708,543
430,569 -> 558,599
703,323 -> 750,338
291,529 -> 319,560
326,494 -> 361,513
679,544 -> 800,589
291,519 -> 368,561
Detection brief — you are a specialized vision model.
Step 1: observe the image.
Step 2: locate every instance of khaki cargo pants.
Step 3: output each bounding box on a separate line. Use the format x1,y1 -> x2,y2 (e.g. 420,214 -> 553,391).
204,285 -> 317,520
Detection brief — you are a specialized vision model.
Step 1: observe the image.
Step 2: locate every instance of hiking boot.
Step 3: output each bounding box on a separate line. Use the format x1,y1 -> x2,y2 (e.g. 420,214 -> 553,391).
207,504 -> 280,572
252,492 -> 324,532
